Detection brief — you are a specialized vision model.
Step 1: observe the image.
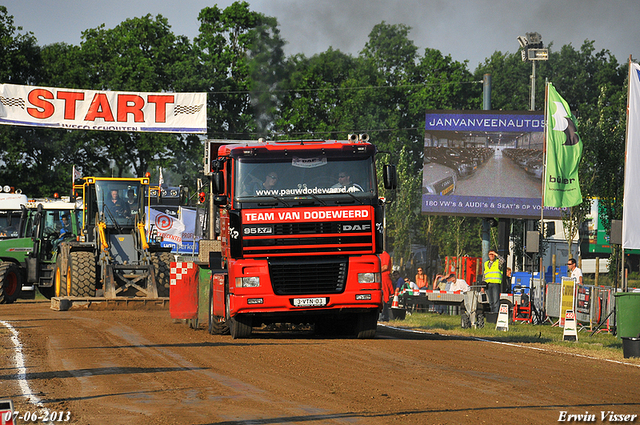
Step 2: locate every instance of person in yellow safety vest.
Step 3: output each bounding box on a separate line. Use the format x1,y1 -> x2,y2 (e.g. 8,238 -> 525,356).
483,249 -> 504,313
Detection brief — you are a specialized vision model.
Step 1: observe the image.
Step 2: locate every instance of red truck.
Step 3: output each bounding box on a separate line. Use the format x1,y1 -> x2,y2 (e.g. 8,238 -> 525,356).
204,135 -> 396,338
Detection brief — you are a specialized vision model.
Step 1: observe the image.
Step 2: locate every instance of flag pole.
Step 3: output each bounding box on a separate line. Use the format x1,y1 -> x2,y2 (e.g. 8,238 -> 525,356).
540,82 -> 549,295
622,55 -> 634,291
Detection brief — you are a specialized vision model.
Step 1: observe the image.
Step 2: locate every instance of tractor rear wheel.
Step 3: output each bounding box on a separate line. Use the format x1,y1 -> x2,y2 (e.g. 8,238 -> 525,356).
0,262 -> 22,304
151,252 -> 174,297
67,251 -> 96,297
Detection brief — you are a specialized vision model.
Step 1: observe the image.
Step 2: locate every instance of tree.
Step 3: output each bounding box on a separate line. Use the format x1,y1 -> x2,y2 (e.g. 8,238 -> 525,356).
194,1 -> 285,139
0,6 -> 41,85
76,14 -> 196,178
275,49 -> 358,138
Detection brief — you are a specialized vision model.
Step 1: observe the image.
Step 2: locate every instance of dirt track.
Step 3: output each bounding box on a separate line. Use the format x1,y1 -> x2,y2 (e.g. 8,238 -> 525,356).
1,300 -> 639,425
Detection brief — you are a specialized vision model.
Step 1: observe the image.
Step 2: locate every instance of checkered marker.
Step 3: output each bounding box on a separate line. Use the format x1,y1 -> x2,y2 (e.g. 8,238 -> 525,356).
174,104 -> 204,115
0,96 -> 25,109
170,262 -> 194,286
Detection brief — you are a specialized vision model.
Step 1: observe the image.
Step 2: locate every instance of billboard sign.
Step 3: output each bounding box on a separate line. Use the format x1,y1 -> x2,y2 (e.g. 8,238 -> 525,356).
422,110 -> 564,219
0,83 -> 207,133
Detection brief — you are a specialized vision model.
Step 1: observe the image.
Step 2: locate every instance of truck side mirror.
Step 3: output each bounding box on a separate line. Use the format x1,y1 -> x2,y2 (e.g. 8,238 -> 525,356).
213,171 -> 225,195
213,195 -> 228,207
383,164 -> 397,190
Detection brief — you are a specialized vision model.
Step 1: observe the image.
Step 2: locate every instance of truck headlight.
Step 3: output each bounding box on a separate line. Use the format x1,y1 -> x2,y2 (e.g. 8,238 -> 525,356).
358,272 -> 380,283
236,276 -> 260,288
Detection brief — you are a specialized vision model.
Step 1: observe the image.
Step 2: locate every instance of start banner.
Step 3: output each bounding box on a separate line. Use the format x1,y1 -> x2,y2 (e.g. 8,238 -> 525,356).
0,83 -> 207,134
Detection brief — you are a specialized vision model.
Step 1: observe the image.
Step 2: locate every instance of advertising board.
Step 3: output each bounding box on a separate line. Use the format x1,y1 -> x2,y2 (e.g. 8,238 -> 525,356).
422,110 -> 564,219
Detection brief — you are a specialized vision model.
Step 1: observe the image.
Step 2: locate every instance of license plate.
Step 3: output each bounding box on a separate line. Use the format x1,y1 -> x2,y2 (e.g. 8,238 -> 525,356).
441,184 -> 454,195
292,297 -> 327,307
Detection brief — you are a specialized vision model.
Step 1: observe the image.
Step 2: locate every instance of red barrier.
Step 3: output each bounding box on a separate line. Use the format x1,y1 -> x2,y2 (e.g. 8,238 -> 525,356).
169,262 -> 199,320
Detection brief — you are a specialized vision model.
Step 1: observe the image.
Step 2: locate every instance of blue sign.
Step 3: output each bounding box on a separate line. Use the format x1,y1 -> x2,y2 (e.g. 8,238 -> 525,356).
425,112 -> 544,132
422,195 -> 564,218
161,240 -> 199,254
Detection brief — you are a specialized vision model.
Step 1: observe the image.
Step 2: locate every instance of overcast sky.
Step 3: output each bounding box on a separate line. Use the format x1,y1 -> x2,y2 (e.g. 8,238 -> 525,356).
4,0 -> 639,70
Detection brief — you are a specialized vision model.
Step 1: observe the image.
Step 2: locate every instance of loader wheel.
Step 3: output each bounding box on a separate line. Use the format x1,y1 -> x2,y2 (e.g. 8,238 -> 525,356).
227,293 -> 252,339
67,251 -> 96,297
151,252 -> 174,297
54,256 -> 67,297
0,262 -> 22,304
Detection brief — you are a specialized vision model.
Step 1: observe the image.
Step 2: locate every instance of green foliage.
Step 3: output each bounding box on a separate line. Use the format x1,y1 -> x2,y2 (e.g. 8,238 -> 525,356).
0,3 -> 632,264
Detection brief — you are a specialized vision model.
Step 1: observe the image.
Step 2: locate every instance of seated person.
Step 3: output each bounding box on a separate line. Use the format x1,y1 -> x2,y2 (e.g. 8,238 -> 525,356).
251,171 -> 279,194
127,189 -> 138,214
59,214 -> 72,236
332,171 -> 363,191
52,214 -> 73,253
449,275 -> 470,293
403,277 -> 419,292
107,189 -> 131,218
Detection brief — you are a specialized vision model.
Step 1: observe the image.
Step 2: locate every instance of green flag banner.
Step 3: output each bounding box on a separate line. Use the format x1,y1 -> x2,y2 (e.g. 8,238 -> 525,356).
544,83 -> 583,207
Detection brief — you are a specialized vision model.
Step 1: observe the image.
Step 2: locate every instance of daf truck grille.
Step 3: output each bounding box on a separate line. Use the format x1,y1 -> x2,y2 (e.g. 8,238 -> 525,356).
268,257 -> 348,295
242,220 -> 374,256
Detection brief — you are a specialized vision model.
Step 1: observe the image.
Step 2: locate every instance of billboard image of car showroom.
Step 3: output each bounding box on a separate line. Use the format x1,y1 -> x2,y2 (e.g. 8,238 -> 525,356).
422,110 -> 564,219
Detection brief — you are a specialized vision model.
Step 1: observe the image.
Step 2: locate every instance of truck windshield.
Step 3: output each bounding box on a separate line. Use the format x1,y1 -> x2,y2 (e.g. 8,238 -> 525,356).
234,156 -> 376,200
95,181 -> 142,226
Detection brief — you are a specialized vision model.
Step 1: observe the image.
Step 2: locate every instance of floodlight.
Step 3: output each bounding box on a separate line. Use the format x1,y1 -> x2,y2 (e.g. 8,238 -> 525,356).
517,36 -> 528,48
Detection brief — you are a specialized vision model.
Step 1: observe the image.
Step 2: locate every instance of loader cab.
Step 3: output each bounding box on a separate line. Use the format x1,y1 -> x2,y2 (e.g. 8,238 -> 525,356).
84,179 -> 145,230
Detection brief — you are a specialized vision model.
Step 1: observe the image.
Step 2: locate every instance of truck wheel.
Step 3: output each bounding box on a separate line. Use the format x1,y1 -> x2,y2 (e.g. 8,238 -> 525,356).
208,286 -> 229,335
227,293 -> 252,338
354,310 -> 378,339
67,251 -> 96,297
0,262 -> 22,304
151,252 -> 174,297
54,256 -> 67,297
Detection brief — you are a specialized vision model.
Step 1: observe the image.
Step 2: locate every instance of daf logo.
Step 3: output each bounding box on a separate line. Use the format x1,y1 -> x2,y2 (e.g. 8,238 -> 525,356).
342,224 -> 371,232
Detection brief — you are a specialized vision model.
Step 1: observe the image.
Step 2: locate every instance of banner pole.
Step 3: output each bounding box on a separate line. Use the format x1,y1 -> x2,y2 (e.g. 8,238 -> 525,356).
539,82 -> 549,320
622,56 -> 633,291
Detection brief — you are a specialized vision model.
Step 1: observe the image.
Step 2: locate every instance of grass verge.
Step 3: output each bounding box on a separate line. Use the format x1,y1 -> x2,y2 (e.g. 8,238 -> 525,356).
387,311 -> 640,364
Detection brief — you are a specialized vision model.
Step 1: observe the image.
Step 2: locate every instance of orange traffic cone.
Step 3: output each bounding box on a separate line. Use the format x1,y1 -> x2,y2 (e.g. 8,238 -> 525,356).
391,288 -> 400,308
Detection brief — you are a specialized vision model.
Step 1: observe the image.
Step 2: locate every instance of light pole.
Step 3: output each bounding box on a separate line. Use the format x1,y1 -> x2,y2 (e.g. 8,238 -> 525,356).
517,32 -> 548,111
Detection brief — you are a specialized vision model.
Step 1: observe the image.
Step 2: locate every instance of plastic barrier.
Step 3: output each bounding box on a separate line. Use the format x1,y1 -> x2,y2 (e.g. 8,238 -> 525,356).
169,262 -> 199,320
615,292 -> 640,338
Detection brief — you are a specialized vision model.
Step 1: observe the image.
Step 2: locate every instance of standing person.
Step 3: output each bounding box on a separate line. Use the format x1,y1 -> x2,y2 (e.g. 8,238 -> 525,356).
393,271 -> 404,290
568,258 -> 583,284
379,251 -> 394,321
483,249 -> 504,313
415,267 -> 428,289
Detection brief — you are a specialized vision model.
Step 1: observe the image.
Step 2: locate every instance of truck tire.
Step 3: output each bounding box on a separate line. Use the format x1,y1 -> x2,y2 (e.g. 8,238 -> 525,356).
151,252 -> 173,297
0,262 -> 22,304
54,255 -> 67,297
67,251 -> 96,297
227,293 -> 252,338
354,310 -> 378,339
208,285 -> 229,335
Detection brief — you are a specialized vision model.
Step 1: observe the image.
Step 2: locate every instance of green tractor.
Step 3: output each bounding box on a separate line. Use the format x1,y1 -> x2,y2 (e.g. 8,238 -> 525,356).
0,198 -> 80,302
54,177 -> 173,298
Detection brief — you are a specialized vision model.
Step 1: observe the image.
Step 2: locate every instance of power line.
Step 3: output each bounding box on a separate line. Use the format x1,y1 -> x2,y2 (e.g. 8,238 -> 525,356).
208,126 -> 424,138
208,80 -> 483,95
